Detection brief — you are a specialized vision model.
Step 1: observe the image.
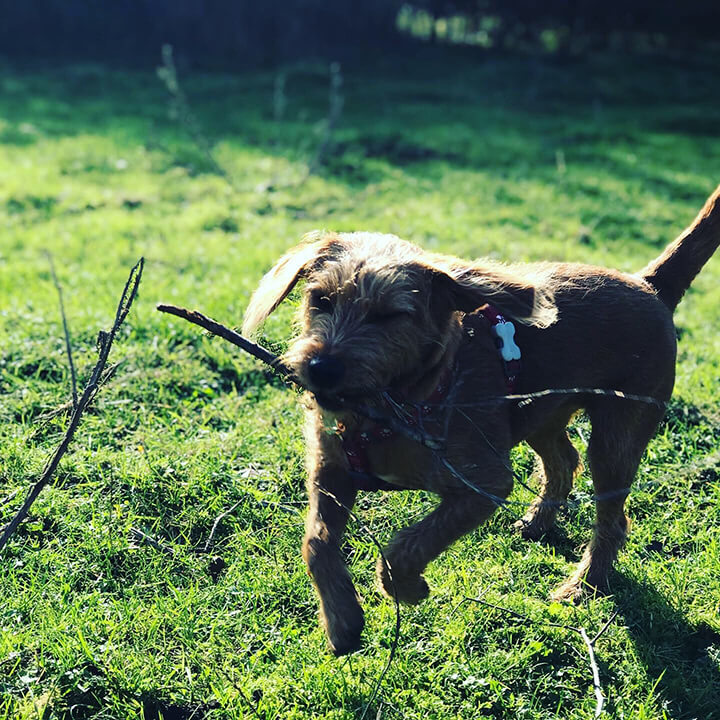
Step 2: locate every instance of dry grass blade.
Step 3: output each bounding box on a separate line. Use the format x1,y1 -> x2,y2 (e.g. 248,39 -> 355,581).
0,258 -> 144,554
45,251 -> 78,410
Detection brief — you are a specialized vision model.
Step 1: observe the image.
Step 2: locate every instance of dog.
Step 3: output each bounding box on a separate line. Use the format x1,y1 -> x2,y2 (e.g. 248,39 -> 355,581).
243,185 -> 720,655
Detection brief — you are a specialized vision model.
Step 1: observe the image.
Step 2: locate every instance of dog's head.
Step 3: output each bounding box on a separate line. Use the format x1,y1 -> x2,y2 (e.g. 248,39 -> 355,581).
243,232 -> 555,408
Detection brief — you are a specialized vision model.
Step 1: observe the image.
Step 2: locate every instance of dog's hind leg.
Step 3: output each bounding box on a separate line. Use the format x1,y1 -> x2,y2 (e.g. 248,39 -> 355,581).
514,409 -> 581,540
552,401 -> 664,601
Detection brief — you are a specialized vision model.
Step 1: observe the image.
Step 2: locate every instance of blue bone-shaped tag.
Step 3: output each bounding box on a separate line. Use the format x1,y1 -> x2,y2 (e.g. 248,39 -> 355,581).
492,320 -> 521,362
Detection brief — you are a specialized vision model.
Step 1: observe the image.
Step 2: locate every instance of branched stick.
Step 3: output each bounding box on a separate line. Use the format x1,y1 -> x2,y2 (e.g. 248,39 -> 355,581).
46,251 -> 78,410
156,303 -> 445,451
464,596 -> 617,717
0,259 -> 144,554
203,499 -> 243,553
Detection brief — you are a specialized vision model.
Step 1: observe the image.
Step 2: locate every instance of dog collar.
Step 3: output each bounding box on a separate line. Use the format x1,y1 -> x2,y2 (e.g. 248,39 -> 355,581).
479,304 -> 521,391
339,364 -> 453,491
339,305 -> 521,491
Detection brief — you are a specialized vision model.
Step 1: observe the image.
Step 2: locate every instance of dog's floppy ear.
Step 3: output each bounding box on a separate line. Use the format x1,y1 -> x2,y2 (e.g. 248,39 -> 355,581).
425,259 -> 557,328
243,234 -> 338,335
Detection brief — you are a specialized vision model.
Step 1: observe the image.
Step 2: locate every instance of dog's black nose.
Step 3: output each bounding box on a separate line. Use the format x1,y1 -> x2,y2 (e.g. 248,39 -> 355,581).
307,354 -> 345,389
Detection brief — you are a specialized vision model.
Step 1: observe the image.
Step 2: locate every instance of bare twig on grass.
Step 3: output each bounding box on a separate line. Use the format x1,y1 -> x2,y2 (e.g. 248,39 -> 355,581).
463,596 -> 618,717
0,489 -> 20,510
202,499 -> 243,553
591,609 -> 620,645
307,62 -> 344,177
213,665 -> 264,720
579,627 -> 605,718
459,595 -> 572,631
30,362 -> 124,436
0,259 -> 144,554
130,527 -> 176,556
45,251 -> 78,410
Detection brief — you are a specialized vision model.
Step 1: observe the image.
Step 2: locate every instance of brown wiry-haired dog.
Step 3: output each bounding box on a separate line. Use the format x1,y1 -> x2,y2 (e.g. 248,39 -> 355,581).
243,185 -> 720,655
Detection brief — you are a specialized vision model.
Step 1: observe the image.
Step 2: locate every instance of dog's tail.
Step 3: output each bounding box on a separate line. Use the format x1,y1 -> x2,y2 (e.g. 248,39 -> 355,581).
639,184 -> 720,311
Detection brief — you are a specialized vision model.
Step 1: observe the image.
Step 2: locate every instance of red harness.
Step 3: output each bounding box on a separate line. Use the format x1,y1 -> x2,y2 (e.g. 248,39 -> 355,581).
338,305 -> 521,491
341,365 -> 453,490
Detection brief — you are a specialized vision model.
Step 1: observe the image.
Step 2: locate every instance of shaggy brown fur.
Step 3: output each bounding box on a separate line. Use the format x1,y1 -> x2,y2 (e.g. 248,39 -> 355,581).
243,185 -> 720,656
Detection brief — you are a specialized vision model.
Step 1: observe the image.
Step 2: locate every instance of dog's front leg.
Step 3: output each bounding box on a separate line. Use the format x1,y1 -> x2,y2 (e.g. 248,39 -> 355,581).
303,465 -> 362,655
377,488 -> 505,604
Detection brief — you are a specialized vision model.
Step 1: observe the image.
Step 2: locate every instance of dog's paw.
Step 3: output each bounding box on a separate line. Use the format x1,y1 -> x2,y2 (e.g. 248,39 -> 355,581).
513,517 -> 545,541
513,508 -> 557,541
323,602 -> 365,656
550,580 -> 585,604
376,557 -> 430,605
551,575 -> 607,604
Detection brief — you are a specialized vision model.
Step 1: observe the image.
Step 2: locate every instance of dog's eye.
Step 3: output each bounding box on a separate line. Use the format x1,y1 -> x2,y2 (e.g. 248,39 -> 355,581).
367,310 -> 407,324
310,295 -> 333,314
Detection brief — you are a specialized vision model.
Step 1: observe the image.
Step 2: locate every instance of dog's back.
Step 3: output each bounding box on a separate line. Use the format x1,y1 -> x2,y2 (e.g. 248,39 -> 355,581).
513,185 -> 720,437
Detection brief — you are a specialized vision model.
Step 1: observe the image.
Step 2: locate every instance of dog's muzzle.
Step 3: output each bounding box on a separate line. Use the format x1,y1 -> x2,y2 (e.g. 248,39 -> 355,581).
307,354 -> 345,390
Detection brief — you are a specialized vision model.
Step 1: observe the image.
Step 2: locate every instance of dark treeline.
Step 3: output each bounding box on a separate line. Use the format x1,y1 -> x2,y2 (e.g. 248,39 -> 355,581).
0,1 -> 403,67
0,0 -> 717,67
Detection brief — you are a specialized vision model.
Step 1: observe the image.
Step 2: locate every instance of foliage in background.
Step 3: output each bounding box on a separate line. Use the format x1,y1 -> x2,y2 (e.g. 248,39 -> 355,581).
403,0 -> 720,51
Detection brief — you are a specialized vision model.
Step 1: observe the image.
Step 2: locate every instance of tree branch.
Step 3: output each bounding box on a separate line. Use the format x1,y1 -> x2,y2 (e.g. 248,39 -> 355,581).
0,258 -> 144,554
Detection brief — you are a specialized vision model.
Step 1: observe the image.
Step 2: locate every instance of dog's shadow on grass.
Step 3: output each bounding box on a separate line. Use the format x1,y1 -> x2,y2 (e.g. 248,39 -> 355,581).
610,572 -> 720,720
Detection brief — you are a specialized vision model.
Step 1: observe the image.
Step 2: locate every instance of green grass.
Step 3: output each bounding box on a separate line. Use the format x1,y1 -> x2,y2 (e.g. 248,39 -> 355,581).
1,48 -> 719,719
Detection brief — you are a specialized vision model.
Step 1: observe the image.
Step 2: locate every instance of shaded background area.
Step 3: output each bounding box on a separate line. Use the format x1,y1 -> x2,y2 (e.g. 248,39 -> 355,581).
0,0 -> 719,67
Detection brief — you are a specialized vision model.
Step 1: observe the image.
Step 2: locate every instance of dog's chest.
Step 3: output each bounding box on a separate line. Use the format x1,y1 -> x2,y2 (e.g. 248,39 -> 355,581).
367,434 -> 436,489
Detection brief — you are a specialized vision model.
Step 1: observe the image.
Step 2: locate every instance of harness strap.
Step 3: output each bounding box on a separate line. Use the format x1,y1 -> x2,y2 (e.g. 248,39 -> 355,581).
340,304 -> 522,490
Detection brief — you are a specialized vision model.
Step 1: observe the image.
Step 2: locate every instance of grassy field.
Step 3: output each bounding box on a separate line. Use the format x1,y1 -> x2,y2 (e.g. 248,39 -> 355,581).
1,47 -> 719,719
